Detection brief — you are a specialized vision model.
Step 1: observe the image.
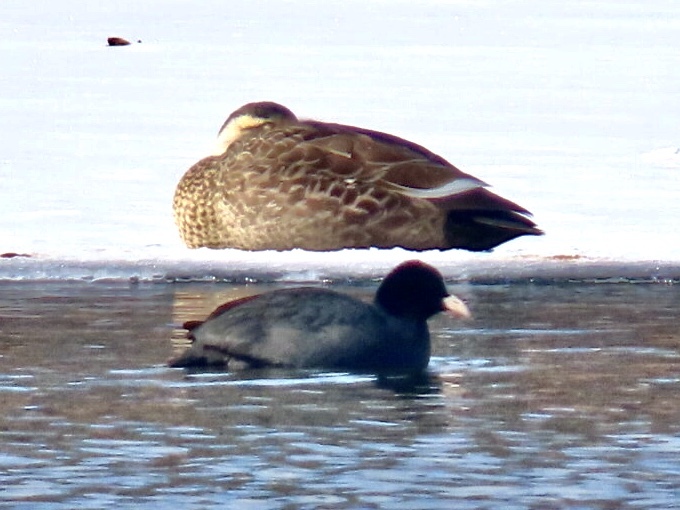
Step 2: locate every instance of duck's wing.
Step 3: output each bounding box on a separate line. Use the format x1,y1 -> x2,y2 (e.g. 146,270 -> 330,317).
299,120 -> 482,190
289,122 -> 533,212
221,119 -> 542,249
299,121 -> 542,242
222,119 -> 480,192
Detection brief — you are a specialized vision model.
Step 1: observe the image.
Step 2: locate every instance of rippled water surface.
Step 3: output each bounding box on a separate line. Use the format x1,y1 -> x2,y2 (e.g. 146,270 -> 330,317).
1,281 -> 679,509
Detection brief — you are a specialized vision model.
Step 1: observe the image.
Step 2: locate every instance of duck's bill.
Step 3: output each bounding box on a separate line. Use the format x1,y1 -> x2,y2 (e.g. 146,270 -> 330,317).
442,295 -> 471,319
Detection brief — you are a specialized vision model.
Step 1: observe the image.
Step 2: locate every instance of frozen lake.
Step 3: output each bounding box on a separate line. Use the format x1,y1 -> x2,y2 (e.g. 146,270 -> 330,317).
1,0 -> 680,281
1,3 -> 680,508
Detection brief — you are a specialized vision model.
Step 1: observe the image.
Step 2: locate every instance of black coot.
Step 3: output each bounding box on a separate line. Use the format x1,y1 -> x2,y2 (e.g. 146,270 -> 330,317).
169,260 -> 470,372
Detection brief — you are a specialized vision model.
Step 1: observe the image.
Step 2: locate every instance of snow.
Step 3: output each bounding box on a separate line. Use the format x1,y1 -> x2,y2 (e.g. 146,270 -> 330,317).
1,0 -> 679,282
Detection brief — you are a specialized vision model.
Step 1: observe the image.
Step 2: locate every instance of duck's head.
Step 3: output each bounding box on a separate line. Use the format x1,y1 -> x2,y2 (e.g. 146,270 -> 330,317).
213,101 -> 297,155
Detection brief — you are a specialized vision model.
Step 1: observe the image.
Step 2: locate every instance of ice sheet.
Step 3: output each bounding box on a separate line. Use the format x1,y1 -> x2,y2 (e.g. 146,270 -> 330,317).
1,1 -> 679,281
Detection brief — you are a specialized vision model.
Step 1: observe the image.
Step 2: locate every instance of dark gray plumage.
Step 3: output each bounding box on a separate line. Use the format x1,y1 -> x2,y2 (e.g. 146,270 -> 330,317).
169,260 -> 470,372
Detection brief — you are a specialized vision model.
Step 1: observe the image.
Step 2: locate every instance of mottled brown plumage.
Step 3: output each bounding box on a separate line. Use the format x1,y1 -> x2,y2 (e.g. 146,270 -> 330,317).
173,101 -> 542,252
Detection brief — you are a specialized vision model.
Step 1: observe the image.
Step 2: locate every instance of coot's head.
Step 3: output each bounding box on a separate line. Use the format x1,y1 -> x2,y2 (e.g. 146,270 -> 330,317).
375,260 -> 470,321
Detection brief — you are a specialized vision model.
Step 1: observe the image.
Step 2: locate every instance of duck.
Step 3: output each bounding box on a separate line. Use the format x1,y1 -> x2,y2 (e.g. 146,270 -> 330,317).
173,101 -> 542,252
168,260 -> 471,372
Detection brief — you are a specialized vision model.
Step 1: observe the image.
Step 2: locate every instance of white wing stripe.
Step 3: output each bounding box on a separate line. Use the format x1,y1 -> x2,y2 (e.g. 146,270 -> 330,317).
393,177 -> 488,199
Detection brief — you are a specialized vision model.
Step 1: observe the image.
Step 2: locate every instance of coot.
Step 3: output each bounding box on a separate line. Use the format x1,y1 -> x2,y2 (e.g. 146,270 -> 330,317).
169,260 -> 470,372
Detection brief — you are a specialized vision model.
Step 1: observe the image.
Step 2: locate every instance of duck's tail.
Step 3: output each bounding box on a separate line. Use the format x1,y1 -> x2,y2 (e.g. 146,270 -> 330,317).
442,189 -> 543,251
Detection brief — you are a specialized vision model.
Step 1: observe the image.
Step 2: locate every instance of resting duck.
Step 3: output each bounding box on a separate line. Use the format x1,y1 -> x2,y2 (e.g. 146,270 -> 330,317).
173,101 -> 542,252
168,260 -> 470,372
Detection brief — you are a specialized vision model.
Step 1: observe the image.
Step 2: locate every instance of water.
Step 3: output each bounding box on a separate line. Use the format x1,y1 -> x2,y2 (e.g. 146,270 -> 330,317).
1,281 -> 679,508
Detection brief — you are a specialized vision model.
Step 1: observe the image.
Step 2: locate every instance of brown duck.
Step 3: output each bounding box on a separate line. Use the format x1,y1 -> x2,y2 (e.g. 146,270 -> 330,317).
174,101 -> 542,252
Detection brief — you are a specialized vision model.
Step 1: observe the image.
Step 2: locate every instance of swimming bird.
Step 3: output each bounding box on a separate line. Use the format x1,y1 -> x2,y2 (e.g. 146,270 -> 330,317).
173,101 -> 542,252
168,260 -> 470,372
